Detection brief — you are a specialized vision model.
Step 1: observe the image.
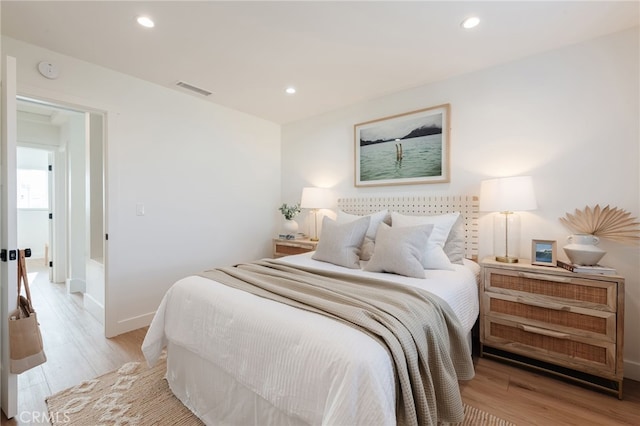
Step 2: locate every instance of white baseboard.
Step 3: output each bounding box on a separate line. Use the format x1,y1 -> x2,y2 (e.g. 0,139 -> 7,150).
83,293 -> 104,325
624,359 -> 640,381
66,278 -> 85,293
105,311 -> 156,338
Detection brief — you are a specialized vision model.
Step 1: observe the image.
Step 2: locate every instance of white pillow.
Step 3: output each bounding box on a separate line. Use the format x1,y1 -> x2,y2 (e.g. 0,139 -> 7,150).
444,214 -> 465,265
336,209 -> 388,261
391,211 -> 460,270
312,216 -> 370,269
364,223 -> 433,279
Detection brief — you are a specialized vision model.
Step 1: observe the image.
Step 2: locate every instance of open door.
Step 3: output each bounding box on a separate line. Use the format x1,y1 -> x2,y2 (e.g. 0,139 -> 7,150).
1,56 -> 19,418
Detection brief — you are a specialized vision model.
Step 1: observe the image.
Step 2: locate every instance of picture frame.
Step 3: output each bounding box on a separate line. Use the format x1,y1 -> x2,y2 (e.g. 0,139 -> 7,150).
531,239 -> 557,266
354,104 -> 450,187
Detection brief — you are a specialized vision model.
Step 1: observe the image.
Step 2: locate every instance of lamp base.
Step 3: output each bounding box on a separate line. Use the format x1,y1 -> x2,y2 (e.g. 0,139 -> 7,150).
495,255 -> 519,263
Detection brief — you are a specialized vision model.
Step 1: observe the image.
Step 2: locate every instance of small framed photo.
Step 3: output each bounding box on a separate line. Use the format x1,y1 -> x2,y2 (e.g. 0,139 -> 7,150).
531,239 -> 557,266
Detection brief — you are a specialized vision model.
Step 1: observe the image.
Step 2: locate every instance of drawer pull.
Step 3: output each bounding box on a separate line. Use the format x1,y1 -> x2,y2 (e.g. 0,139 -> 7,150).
516,296 -> 570,311
519,272 -> 571,283
519,324 -> 570,339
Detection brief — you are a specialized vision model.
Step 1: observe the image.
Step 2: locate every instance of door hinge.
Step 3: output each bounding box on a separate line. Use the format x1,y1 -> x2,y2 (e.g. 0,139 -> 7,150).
49,261 -> 53,268
48,164 -> 52,171
49,213 -> 53,219
105,233 -> 109,241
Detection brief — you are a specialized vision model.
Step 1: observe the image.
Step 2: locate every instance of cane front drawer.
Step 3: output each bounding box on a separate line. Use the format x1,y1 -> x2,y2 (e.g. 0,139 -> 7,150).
273,239 -> 318,258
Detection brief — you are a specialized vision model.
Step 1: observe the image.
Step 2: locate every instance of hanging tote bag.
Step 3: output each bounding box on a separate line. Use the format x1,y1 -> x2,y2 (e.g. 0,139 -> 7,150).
9,250 -> 46,374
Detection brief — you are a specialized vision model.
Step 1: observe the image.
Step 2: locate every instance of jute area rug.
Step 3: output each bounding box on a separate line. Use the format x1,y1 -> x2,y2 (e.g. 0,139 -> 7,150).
46,358 -> 514,426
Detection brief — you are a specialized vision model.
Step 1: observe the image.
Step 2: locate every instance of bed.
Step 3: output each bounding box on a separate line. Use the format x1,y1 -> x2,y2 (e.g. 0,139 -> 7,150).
142,195 -> 480,426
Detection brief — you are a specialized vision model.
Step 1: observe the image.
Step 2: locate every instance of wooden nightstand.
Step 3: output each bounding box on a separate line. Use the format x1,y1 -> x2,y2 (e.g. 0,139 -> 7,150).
272,238 -> 318,258
480,257 -> 625,398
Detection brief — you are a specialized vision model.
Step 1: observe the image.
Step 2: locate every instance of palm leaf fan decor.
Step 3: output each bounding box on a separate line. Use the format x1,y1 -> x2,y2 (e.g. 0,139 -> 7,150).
559,205 -> 640,244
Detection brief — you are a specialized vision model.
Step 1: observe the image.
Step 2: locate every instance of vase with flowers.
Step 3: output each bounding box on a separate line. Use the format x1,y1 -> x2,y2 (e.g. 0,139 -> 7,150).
559,205 -> 640,265
279,203 -> 301,239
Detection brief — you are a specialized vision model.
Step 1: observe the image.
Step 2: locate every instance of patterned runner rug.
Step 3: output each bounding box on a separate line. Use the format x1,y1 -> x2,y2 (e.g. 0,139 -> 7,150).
46,357 -> 514,425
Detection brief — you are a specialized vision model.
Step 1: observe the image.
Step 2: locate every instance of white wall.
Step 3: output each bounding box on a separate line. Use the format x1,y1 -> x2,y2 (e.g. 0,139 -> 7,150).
84,112 -> 105,323
88,113 -> 104,262
16,210 -> 47,258
17,117 -> 58,146
64,113 -> 87,293
3,36 -> 282,337
282,28 -> 640,379
16,147 -> 49,259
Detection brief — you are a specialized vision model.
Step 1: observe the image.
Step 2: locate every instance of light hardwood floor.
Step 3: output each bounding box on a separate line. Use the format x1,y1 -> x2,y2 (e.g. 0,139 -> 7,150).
1,260 -> 147,426
461,357 -> 640,425
2,261 -> 639,425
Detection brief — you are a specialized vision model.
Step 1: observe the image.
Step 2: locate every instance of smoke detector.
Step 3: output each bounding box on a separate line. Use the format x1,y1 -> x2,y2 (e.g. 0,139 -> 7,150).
38,61 -> 59,79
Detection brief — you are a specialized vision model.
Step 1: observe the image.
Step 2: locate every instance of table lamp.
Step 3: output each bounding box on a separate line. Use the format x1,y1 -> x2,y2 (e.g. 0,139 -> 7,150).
480,176 -> 537,263
300,187 -> 331,241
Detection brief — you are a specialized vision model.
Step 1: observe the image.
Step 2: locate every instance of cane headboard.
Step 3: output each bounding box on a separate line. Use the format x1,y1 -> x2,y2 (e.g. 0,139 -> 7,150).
337,195 -> 479,261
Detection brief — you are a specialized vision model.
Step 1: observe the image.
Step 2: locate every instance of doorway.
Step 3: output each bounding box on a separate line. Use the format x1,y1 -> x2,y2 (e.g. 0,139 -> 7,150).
16,97 -> 106,326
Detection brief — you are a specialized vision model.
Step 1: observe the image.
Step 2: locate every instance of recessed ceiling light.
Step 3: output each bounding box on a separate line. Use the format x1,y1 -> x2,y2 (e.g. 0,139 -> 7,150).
461,16 -> 480,29
137,16 -> 155,28
285,87 -> 296,94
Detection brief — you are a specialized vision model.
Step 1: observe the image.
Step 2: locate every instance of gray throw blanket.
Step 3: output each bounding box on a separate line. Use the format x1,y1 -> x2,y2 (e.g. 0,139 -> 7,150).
200,259 -> 474,425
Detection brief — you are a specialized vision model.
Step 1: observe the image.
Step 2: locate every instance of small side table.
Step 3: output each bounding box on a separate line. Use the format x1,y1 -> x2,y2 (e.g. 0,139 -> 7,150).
272,238 -> 318,258
480,257 -> 625,398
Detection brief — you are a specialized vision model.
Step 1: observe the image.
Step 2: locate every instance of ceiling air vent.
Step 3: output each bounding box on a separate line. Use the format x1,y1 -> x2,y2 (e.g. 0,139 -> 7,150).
175,81 -> 212,97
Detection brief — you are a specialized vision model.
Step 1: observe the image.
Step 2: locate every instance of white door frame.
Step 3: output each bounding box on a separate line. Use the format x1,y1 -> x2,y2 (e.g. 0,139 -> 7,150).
1,55 -> 19,419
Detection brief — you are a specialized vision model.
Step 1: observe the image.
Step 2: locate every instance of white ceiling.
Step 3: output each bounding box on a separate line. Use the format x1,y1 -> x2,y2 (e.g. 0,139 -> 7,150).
2,1 -> 638,124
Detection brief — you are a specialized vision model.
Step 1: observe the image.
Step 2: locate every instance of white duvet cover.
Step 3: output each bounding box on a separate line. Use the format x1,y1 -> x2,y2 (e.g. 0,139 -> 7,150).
142,253 -> 480,425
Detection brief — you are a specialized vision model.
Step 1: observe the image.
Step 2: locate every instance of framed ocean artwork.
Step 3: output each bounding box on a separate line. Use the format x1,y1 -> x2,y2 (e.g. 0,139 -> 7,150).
354,104 -> 450,187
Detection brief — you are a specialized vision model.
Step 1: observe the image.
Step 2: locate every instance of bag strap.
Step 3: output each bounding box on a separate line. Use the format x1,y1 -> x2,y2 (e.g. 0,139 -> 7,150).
16,250 -> 32,307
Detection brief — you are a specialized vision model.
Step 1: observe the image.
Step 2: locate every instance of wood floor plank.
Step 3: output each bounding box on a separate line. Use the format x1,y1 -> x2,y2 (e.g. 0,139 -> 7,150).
462,357 -> 640,425
2,263 -> 639,425
8,382 -> 50,425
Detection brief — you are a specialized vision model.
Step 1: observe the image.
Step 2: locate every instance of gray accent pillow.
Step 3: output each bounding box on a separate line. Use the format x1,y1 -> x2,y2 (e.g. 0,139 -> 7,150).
312,216 -> 370,269
443,214 -> 465,265
364,223 -> 434,279
336,209 -> 389,261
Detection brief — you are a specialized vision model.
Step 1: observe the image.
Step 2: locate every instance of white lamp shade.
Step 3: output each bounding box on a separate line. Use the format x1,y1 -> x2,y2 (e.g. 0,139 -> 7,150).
300,187 -> 331,209
479,176 -> 537,212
